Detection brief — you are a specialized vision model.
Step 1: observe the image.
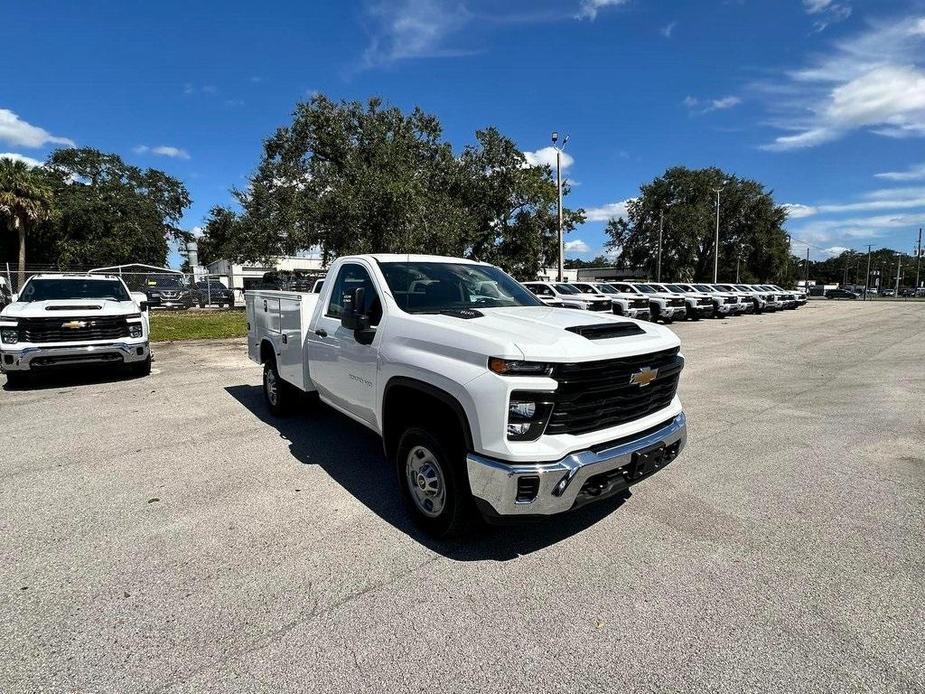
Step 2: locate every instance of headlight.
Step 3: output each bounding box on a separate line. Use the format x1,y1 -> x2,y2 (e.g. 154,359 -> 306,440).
488,358 -> 553,376
507,393 -> 554,441
128,323 -> 143,338
1,325 -> 18,344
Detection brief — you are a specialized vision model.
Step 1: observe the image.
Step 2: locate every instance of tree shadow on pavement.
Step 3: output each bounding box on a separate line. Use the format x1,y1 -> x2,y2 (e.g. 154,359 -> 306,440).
225,384 -> 631,562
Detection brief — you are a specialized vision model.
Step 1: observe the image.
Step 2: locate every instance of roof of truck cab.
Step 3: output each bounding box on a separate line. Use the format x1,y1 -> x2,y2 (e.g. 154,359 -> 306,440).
25,273 -> 121,280
356,254 -> 488,265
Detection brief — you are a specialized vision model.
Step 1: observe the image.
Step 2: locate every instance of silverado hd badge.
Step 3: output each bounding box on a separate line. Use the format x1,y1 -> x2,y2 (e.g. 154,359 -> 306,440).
630,366 -> 658,387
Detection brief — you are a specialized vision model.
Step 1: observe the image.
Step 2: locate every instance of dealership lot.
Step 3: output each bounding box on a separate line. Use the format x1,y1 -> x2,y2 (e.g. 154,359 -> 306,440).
1,302 -> 923,693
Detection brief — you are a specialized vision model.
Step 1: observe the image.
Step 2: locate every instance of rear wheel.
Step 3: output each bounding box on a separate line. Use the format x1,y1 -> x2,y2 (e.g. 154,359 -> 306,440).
199,302 -> 206,309
263,357 -> 294,416
396,427 -> 471,538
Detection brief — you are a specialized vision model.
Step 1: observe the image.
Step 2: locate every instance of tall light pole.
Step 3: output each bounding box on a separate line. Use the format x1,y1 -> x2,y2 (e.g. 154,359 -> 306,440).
916,228 -> 922,290
657,209 -> 664,283
552,131 -> 569,282
712,180 -> 728,282
864,244 -> 872,300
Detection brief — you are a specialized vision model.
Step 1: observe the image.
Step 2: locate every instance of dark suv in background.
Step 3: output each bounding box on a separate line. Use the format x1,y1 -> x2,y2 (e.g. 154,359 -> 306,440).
142,275 -> 193,309
191,281 -> 236,308
259,270 -> 318,292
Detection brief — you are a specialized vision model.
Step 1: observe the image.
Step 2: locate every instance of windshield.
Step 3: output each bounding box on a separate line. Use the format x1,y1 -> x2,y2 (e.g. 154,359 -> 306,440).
716,285 -> 736,292
651,284 -> 673,293
634,284 -> 657,294
664,284 -> 686,293
693,284 -> 715,292
554,283 -> 580,294
145,276 -> 183,288
572,284 -> 597,294
20,278 -> 130,302
735,285 -> 751,292
595,284 -> 617,294
197,282 -> 228,290
379,262 -> 542,313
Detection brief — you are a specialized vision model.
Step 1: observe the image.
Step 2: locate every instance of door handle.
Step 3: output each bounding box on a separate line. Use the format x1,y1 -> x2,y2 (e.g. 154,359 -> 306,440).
315,329 -> 327,338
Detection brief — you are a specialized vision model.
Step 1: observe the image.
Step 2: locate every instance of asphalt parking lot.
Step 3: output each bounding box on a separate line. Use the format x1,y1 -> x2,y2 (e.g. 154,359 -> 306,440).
2,301 -> 923,693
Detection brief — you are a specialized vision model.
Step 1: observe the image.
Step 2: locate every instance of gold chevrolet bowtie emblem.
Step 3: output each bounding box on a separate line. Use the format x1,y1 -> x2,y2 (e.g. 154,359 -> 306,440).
630,366 -> 658,387
62,320 -> 88,329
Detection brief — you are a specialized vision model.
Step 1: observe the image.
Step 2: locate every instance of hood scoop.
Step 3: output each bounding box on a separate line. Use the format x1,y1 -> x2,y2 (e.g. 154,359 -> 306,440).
439,308 -> 484,319
45,305 -> 102,311
566,323 -> 645,340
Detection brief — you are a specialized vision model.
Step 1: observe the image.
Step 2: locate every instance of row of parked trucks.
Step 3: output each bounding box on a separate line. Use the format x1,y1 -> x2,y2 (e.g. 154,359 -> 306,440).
522,280 -> 806,322
0,258 -> 805,537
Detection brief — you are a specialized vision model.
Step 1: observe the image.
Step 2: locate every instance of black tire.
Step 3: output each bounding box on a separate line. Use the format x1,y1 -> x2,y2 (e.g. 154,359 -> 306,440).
130,355 -> 152,378
396,427 -> 472,538
263,357 -> 294,416
662,316 -> 673,324
4,371 -> 29,389
199,302 -> 206,309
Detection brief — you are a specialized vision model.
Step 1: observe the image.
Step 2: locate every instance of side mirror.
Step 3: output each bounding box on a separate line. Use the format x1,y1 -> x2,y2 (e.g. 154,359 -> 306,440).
131,292 -> 149,312
341,287 -> 375,344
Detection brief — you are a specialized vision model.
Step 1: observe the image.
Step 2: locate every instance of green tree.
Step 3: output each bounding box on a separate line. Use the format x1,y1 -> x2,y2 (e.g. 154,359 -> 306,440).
198,206 -> 242,266
205,95 -> 582,278
604,166 -> 790,283
33,148 -> 191,268
0,157 -> 55,288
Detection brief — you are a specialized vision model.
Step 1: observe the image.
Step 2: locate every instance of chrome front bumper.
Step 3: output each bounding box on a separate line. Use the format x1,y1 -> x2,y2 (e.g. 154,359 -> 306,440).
467,413 -> 687,517
1,341 -> 150,372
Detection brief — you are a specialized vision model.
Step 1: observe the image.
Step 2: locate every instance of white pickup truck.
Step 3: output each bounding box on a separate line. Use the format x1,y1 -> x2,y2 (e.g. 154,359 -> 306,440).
246,254 -> 687,536
0,274 -> 151,387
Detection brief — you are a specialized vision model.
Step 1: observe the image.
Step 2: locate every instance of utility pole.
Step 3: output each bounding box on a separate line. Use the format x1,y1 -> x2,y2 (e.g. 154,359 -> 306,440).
657,209 -> 664,283
916,228 -> 922,290
864,245 -> 872,300
895,255 -> 902,295
712,181 -> 728,283
804,247 -> 810,289
552,131 -> 569,283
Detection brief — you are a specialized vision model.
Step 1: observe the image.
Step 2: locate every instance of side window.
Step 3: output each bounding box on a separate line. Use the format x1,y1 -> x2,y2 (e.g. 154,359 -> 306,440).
326,264 -> 383,326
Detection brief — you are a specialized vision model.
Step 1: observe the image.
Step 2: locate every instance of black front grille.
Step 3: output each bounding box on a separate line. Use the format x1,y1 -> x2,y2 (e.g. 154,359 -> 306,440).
588,301 -> 611,312
668,298 -> 685,307
19,316 -> 129,343
546,348 -> 683,436
631,299 -> 648,309
697,298 -> 712,306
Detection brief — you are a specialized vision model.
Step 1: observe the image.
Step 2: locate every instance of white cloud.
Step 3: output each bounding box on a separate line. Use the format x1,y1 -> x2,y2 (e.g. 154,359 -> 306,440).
360,0 -> 472,68
803,0 -> 851,32
565,239 -> 591,253
875,163 -> 925,181
783,203 -> 819,218
0,109 -> 74,149
134,145 -> 190,159
191,226 -> 204,238
0,152 -> 43,168
522,146 -> 574,170
660,21 -> 677,38
576,0 -> 629,21
762,16 -> 925,150
823,245 -> 851,255
584,200 -> 631,222
683,95 -> 742,114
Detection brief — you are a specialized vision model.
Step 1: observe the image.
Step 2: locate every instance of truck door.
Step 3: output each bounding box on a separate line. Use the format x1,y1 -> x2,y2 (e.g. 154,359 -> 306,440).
307,262 -> 382,427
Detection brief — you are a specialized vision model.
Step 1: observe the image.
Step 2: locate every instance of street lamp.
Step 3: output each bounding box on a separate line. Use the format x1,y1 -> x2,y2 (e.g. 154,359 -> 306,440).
552,131 -> 570,282
712,180 -> 729,283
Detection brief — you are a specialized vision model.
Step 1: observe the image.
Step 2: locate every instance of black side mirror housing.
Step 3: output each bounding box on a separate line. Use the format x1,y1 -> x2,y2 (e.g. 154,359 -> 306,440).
340,286 -> 375,344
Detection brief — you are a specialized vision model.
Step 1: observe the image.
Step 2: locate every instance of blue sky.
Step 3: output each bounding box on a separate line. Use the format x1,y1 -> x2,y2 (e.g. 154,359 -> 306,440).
2,0 -> 924,267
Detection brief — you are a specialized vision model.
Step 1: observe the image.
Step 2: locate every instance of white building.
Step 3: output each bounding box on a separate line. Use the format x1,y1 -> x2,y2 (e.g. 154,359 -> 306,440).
205,256 -> 326,291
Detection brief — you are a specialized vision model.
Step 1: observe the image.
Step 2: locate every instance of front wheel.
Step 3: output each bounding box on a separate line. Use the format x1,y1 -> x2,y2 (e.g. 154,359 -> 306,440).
4,371 -> 29,389
396,427 -> 471,538
130,355 -> 152,377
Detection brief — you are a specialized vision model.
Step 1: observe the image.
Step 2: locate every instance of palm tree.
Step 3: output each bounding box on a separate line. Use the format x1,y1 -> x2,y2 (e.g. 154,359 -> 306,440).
0,158 -> 54,290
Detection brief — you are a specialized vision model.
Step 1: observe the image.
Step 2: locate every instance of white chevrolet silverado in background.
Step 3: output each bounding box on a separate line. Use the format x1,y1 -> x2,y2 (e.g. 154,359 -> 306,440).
571,282 -> 651,321
247,255 -> 686,536
0,274 -> 151,387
